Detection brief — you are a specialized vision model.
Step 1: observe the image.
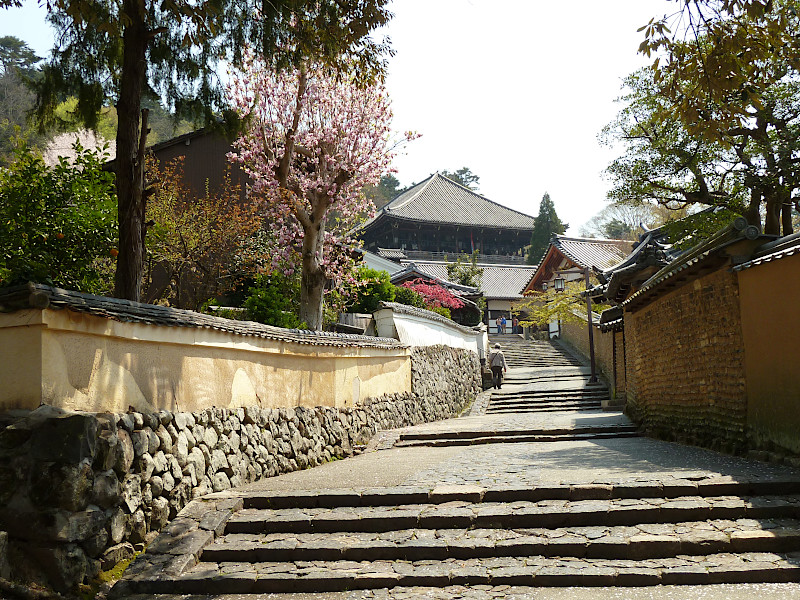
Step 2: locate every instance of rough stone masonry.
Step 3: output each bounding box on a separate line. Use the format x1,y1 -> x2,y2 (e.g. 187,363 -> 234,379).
0,345 -> 480,592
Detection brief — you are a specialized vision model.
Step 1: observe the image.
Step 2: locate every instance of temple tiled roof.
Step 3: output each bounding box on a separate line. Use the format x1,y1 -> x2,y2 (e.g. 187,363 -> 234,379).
370,173 -> 536,229
622,218 -> 764,310
0,283 -> 404,349
553,236 -> 631,270
732,233 -> 800,271
402,261 -> 537,300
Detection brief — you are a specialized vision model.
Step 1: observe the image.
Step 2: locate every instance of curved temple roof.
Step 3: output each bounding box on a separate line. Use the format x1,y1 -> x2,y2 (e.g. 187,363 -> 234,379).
365,173 -> 536,230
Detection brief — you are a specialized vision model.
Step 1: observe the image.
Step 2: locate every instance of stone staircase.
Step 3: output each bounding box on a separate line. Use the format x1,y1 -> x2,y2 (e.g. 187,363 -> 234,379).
112,479 -> 800,595
488,335 -> 583,369
486,336 -> 614,414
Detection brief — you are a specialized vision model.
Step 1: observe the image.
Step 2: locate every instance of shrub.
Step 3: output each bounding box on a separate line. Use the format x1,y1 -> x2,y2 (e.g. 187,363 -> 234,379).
0,141 -> 117,293
347,267 -> 395,314
243,272 -> 305,329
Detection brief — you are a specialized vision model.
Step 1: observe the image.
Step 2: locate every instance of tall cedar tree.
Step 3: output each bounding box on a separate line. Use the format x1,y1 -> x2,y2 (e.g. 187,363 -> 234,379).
527,193 -> 566,265
6,0 -> 392,301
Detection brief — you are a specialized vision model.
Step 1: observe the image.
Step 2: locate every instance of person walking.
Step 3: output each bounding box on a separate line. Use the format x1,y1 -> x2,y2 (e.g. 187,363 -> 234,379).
500,315 -> 507,334
488,343 -> 508,389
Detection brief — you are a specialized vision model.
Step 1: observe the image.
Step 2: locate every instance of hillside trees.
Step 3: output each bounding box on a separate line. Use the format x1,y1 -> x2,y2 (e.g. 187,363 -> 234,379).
10,0 -> 392,302
527,192 -> 567,264
229,57 -> 412,330
0,36 -> 42,162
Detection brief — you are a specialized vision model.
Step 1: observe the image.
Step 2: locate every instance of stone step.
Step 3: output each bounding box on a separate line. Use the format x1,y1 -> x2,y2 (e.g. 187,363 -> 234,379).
393,430 -> 639,448
241,480 -> 800,508
118,551 -> 800,594
488,395 -> 610,406
203,518 -> 800,563
487,399 -> 606,409
497,389 -> 609,398
397,425 -> 638,442
486,403 -> 603,413
225,495 -> 800,535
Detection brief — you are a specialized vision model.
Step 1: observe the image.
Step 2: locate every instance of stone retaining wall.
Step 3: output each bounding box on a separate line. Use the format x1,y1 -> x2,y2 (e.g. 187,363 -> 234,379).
0,345 -> 480,592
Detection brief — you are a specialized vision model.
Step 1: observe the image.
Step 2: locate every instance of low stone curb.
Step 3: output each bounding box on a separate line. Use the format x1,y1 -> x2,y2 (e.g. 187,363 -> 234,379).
399,424 -> 636,442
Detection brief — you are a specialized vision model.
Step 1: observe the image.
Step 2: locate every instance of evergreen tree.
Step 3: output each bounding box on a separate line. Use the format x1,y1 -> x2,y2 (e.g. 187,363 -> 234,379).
441,167 -> 479,190
527,192 -> 566,265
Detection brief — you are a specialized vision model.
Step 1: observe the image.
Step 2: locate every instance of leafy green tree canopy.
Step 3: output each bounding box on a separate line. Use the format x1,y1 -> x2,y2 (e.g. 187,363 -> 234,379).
364,173 -> 402,210
446,250 -> 484,287
0,35 -> 41,76
527,192 -> 567,265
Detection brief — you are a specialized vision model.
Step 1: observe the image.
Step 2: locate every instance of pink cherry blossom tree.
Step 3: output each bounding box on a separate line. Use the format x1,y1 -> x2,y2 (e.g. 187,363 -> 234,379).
229,55 -> 412,330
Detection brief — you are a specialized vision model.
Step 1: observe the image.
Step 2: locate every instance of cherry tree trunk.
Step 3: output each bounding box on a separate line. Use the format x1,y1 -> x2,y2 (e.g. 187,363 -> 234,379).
300,220 -> 327,330
113,0 -> 148,302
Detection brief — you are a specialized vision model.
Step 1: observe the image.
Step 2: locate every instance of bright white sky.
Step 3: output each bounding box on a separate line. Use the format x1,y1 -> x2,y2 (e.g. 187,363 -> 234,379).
1,0 -> 676,233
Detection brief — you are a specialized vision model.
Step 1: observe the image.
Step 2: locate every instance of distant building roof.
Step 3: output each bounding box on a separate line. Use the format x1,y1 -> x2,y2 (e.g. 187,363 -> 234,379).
365,173 -> 536,230
357,249 -> 404,275
400,260 -> 537,301
376,248 -> 408,260
552,236 -> 631,270
525,235 -> 631,293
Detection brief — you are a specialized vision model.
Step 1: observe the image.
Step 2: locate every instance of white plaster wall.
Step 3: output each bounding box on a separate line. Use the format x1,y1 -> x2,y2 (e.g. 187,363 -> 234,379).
374,308 -> 480,354
0,308 -> 411,414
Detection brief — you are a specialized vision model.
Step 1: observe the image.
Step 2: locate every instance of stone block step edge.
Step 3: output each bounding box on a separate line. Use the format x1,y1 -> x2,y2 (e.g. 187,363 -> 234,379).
227,498 -> 800,535
202,526 -> 800,563
392,431 -> 640,449
398,424 -> 638,441
109,555 -> 800,596
109,490 -> 246,600
238,482 -> 800,510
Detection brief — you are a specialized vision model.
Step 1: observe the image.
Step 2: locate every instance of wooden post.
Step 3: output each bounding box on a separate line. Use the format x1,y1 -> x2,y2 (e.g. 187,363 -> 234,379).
584,267 -> 598,383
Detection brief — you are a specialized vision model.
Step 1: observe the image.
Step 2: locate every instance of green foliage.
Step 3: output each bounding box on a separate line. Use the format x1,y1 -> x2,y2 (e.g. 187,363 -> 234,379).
0,140 -> 117,292
632,2 -> 800,235
0,37 -> 43,164
243,271 -> 304,329
364,173 -> 402,210
446,250 -> 484,287
527,192 -> 567,265
517,281 -> 595,329
426,305 -> 451,319
662,209 -> 742,249
392,284 -> 425,308
441,167 -> 480,191
347,267 -> 395,314
0,35 -> 41,76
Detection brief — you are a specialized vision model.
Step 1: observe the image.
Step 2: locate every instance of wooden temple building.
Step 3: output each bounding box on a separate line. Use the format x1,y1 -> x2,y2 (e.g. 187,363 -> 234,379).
358,173 -> 536,258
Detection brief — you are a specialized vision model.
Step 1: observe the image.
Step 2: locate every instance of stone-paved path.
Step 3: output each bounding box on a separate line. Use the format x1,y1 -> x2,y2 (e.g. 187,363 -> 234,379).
111,340 -> 800,599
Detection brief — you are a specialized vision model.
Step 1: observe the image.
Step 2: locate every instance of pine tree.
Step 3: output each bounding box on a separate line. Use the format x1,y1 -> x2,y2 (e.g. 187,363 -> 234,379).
527,192 -> 567,265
